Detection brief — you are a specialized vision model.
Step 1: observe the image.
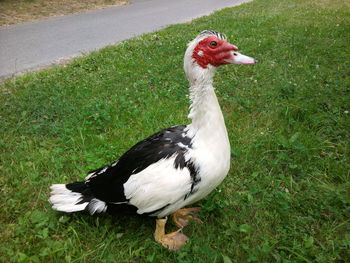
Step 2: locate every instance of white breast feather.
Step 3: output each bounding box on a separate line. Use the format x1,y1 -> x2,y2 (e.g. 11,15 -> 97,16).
123,155 -> 192,214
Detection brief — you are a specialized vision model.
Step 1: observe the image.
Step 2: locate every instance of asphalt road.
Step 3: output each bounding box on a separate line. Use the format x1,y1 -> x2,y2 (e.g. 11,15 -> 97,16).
0,0 -> 251,79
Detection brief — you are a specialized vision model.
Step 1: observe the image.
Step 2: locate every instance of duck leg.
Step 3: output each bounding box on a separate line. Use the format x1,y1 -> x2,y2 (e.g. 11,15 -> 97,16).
154,217 -> 189,250
172,207 -> 202,228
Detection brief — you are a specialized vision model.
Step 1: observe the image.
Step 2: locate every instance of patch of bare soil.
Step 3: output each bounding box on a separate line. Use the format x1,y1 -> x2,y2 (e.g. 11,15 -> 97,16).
0,0 -> 128,26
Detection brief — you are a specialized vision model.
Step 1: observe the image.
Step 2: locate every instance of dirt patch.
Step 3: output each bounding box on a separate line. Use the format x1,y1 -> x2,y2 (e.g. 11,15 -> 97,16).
0,0 -> 129,26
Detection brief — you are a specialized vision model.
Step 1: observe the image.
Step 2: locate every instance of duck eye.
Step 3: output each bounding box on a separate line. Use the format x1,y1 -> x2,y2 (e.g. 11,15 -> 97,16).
210,41 -> 218,47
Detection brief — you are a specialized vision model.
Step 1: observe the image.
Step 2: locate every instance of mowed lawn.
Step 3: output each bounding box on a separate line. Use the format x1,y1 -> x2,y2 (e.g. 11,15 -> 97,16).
0,0 -> 349,262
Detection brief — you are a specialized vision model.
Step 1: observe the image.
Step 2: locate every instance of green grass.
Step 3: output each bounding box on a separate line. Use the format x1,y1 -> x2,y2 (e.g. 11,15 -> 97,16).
1,0 -> 349,262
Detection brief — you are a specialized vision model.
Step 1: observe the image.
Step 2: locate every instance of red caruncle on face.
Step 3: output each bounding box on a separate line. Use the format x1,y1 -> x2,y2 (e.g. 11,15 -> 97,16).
192,36 -> 238,68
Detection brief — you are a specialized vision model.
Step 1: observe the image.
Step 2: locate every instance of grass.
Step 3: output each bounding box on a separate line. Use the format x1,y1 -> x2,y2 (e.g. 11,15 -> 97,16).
0,0 -> 128,26
0,0 -> 349,262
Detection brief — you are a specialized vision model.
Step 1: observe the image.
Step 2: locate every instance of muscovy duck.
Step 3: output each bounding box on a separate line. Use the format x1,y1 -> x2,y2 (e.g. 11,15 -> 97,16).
49,30 -> 255,250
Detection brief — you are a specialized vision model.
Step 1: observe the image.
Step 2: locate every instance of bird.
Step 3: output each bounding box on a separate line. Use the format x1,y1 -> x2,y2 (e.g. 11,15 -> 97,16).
49,30 -> 256,250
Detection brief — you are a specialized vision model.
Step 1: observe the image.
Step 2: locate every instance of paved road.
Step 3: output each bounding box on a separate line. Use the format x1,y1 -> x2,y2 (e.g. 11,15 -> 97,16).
0,0 -> 251,79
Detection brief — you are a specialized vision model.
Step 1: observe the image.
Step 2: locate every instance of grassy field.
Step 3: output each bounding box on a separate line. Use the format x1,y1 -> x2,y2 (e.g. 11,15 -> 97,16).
0,0 -> 349,262
0,0 -> 128,26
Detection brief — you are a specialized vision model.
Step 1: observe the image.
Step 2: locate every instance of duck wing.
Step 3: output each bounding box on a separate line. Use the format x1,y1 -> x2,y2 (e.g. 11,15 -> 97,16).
85,125 -> 198,213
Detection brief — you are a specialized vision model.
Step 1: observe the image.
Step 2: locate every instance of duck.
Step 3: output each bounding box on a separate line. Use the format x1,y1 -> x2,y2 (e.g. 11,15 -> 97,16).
49,30 -> 256,250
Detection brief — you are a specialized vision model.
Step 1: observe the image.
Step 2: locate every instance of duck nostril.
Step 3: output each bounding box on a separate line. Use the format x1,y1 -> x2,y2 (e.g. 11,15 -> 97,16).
233,53 -> 238,56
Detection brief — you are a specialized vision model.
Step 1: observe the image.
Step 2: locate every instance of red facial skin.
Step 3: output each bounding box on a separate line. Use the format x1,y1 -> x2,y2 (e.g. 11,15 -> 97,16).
192,36 -> 238,68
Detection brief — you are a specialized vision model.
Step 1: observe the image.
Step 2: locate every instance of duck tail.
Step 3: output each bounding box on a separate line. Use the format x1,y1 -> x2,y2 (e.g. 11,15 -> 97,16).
49,182 -> 107,215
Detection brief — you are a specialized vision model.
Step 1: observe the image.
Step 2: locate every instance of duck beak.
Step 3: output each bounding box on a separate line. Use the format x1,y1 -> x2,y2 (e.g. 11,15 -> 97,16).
227,51 -> 256,65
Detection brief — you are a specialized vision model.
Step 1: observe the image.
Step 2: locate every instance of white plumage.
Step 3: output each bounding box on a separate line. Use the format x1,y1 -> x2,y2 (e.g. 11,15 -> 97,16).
124,155 -> 192,215
49,184 -> 89,213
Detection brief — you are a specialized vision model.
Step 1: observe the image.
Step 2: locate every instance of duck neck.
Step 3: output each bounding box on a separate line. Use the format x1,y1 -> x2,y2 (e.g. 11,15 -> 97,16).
185,67 -> 228,141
